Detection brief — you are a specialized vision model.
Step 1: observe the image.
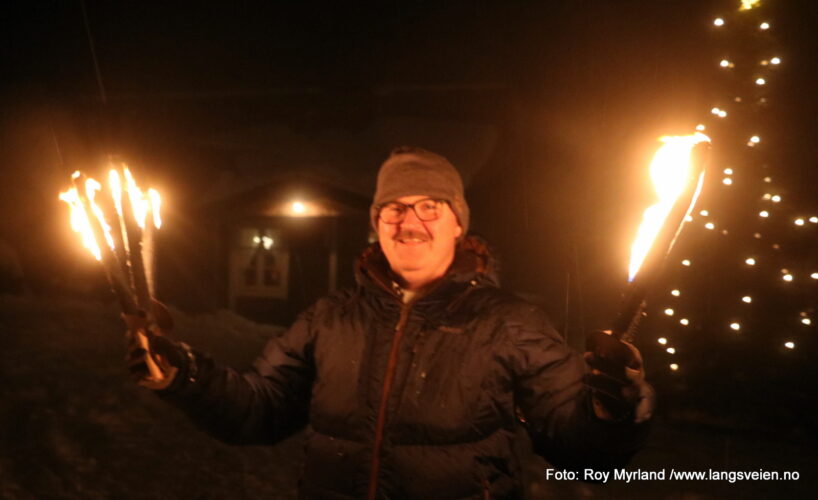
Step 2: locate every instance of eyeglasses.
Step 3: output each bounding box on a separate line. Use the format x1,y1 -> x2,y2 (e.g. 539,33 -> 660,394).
377,198 -> 446,224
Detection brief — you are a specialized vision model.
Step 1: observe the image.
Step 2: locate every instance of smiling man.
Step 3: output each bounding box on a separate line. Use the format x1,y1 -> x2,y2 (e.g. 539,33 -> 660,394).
130,146 -> 653,499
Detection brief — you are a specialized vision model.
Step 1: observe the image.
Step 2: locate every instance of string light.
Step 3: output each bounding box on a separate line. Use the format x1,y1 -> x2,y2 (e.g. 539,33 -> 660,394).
753,233 -> 762,239
811,272 -> 818,280
723,168 -> 733,175
759,210 -> 769,218
666,347 -> 676,354
745,257 -> 756,266
794,218 -> 805,226
719,59 -> 731,68
671,289 -> 681,296
679,318 -> 689,326
771,195 -> 781,203
730,322 -> 741,331
722,177 -> 733,185
742,296 -> 752,303
696,124 -> 706,131
700,210 -> 709,216
713,18 -> 725,26
759,22 -> 770,30
755,77 -> 766,86
739,0 -> 760,10
809,217 -> 818,223
784,342 -> 795,350
801,318 -> 812,326
763,176 -> 772,183
748,135 -> 761,146
681,259 -> 691,266
670,363 -> 679,371
705,222 -> 715,230
658,337 -> 668,345
782,273 -> 793,282
770,57 -> 781,65
684,215 -> 693,222
664,308 -> 675,316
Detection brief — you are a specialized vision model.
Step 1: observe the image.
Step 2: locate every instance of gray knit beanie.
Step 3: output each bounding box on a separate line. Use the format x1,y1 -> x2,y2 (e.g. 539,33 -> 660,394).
371,146 -> 469,236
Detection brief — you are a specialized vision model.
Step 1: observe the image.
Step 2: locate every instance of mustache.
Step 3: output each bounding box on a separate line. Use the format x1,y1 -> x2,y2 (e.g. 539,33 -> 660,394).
394,230 -> 430,242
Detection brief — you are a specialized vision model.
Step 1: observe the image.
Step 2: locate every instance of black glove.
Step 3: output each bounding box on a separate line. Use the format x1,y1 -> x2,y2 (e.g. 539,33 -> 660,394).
584,330 -> 654,423
122,301 -> 191,391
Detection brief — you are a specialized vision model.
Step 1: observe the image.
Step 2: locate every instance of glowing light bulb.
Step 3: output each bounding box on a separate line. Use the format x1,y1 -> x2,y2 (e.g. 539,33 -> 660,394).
809,217 -> 818,223
782,274 -> 793,282
666,347 -> 676,354
759,210 -> 769,218
696,124 -> 706,131
658,337 -> 668,345
794,218 -> 805,226
763,193 -> 772,200
714,18 -> 725,26
664,308 -> 675,316
670,363 -> 679,371
723,168 -> 733,175
711,107 -> 721,115
763,176 -> 772,183
291,201 -> 306,214
681,259 -> 691,267
745,257 -> 756,266
760,60 -> 769,66
680,318 -> 689,326
671,289 -> 680,297
760,22 -> 770,30
700,210 -> 709,216
772,243 -> 780,250
742,296 -> 752,303
749,135 -> 761,144
730,322 -> 741,331
771,195 -> 781,203
811,272 -> 818,280
684,215 -> 693,222
784,342 -> 795,349
802,318 -> 812,326
705,222 -> 715,230
770,57 -> 781,65
722,178 -> 733,185
753,233 -> 762,239
719,59 -> 730,68
755,78 -> 766,86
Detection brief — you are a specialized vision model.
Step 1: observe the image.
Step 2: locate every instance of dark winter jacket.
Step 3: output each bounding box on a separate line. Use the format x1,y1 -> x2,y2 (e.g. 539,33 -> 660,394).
159,236 -> 649,499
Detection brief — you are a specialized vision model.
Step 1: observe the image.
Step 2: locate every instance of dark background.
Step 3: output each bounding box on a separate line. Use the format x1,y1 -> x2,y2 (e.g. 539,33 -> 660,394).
1,1 -> 816,498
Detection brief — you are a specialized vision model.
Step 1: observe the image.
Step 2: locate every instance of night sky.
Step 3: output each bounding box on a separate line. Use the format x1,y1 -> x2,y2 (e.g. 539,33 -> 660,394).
1,1 -> 817,496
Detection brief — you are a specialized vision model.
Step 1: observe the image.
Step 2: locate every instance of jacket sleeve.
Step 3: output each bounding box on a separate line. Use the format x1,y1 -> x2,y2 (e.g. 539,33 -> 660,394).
155,306 -> 317,446
506,305 -> 650,472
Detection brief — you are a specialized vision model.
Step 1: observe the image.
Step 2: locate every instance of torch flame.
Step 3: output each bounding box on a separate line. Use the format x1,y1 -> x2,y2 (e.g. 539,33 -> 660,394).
628,132 -> 709,281
59,167 -> 163,261
59,187 -> 103,261
109,169 -> 124,216
148,188 -> 162,228
123,167 -> 150,229
85,178 -> 116,251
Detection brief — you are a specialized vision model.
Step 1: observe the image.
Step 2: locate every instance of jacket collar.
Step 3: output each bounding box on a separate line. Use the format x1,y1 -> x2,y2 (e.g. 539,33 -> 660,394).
354,235 -> 499,305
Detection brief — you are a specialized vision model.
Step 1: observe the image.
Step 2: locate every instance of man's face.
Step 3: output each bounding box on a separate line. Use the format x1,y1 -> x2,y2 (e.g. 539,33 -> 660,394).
377,195 -> 462,290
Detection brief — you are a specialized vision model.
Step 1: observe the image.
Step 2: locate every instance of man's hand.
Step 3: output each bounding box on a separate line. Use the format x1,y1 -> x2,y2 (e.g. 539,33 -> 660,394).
584,330 -> 655,423
123,303 -> 187,391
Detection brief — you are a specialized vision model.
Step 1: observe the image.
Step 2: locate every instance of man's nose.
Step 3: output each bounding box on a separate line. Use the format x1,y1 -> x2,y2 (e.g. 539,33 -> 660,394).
400,206 -> 424,227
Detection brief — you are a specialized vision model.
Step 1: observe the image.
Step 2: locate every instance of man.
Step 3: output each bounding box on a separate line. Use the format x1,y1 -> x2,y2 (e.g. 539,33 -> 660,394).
130,147 -> 653,499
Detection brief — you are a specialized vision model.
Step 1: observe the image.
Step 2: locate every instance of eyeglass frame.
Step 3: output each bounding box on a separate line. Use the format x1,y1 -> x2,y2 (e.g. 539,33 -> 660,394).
376,197 -> 449,224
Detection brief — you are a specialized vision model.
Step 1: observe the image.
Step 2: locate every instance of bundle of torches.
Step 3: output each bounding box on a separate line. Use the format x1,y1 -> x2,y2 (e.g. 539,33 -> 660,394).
60,165 -> 165,380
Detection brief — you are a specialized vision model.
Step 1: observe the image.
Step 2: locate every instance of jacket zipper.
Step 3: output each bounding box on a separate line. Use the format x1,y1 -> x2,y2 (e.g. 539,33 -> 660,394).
367,302 -> 412,500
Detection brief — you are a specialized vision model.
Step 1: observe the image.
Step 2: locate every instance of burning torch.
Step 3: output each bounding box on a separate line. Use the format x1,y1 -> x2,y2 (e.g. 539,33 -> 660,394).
587,132 -> 710,417
60,164 -> 168,382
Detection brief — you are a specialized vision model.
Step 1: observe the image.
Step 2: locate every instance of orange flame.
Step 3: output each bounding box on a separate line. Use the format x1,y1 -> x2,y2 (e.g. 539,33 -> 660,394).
628,133 -> 709,281
59,167 -> 162,260
59,185 -> 102,261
